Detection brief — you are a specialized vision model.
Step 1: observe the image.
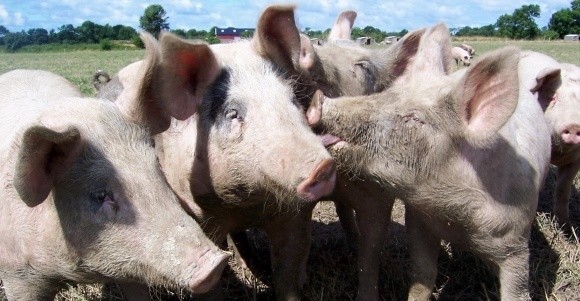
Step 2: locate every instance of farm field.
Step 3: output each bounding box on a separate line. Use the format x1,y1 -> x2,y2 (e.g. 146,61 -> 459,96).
0,39 -> 579,301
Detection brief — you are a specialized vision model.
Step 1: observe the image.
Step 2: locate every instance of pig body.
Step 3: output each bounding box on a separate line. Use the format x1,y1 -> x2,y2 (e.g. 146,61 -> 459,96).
452,46 -> 471,66
95,6 -> 336,300
0,70 -> 229,300
520,51 -> 580,224
310,24 -> 550,300
459,43 -> 475,57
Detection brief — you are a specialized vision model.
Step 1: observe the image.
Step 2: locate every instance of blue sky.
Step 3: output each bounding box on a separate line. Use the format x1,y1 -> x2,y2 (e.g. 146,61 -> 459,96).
0,0 -> 574,33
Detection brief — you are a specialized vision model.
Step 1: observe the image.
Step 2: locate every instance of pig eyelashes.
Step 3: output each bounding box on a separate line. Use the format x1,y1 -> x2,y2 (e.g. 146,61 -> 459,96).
225,108 -> 241,121
90,190 -> 117,208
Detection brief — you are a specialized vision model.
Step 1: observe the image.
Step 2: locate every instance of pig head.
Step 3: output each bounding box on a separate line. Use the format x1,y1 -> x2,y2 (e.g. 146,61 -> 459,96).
309,23 -> 550,300
0,70 -> 229,300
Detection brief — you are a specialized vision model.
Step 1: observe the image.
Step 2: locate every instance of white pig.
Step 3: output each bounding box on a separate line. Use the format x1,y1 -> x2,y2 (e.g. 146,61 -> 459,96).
0,70 -> 229,300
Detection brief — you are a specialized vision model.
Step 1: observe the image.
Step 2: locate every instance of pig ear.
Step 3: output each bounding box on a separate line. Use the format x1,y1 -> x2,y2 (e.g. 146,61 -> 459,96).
153,32 -> 220,119
14,124 -> 83,207
299,33 -> 317,71
531,67 -> 561,110
409,23 -> 452,75
252,5 -> 301,72
385,27 -> 426,79
328,10 -> 357,41
454,47 -> 521,147
117,31 -> 220,134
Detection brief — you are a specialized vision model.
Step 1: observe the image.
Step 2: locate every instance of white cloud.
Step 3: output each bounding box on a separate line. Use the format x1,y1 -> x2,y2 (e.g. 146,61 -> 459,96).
13,12 -> 24,26
0,5 -> 8,22
171,0 -> 194,9
0,5 -> 26,27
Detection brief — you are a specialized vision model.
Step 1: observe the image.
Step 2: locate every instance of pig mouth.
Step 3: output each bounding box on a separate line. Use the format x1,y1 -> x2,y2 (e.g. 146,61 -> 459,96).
319,133 -> 344,147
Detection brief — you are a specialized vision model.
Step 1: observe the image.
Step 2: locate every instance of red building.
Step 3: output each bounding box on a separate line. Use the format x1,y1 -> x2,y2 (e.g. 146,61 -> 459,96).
215,27 -> 255,43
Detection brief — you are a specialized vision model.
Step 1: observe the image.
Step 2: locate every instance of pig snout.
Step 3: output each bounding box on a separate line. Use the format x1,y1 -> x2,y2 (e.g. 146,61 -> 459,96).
187,248 -> 230,293
297,158 -> 337,201
561,124 -> 580,144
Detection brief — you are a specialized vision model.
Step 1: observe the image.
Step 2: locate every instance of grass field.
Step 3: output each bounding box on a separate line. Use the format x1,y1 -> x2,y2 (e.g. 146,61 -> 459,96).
0,40 -> 579,301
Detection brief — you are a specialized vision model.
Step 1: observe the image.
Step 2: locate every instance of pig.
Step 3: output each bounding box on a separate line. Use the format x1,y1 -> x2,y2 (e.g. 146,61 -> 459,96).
301,13 -> 438,300
452,46 -> 471,66
94,5 -> 336,300
459,43 -> 475,57
308,23 -> 551,300
519,51 -> 580,225
298,11 -> 384,99
548,63 -> 580,224
0,69 -> 229,300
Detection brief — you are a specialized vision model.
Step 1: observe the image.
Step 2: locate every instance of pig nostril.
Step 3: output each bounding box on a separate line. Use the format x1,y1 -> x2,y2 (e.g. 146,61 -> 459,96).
564,130 -> 570,134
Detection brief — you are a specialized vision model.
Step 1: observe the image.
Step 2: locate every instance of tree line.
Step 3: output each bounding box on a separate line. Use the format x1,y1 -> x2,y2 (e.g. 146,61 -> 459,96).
0,4 -> 219,52
454,1 -> 579,39
1,1 -> 579,52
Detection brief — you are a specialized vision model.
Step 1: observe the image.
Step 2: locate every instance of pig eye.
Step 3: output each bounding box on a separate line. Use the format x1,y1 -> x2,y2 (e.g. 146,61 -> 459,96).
225,108 -> 238,120
90,190 -> 112,204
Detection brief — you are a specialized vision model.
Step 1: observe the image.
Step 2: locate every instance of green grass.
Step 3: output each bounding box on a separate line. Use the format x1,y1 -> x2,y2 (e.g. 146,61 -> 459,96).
0,50 -> 144,96
453,38 -> 580,66
0,40 -> 579,301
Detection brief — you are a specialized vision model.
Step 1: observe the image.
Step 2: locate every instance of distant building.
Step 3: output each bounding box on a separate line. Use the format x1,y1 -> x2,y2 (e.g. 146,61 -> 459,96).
383,36 -> 400,44
564,34 -> 579,41
355,36 -> 375,45
215,27 -> 255,43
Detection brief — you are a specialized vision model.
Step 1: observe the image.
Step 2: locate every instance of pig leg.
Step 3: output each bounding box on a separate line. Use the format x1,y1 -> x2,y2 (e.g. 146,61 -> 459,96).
354,196 -> 394,301
1,276 -> 59,301
494,245 -> 531,300
264,204 -> 316,301
554,162 -> 580,224
334,199 -> 359,252
335,179 -> 394,301
405,208 -> 440,301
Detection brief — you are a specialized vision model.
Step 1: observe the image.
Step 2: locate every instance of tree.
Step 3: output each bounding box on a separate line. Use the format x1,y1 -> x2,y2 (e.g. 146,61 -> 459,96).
170,29 -> 186,38
139,4 -> 169,38
54,24 -> 78,43
4,31 -> 30,51
496,4 -> 541,39
0,25 -> 10,45
77,21 -> 101,43
241,29 -> 253,38
548,1 -> 580,38
27,28 -> 49,44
